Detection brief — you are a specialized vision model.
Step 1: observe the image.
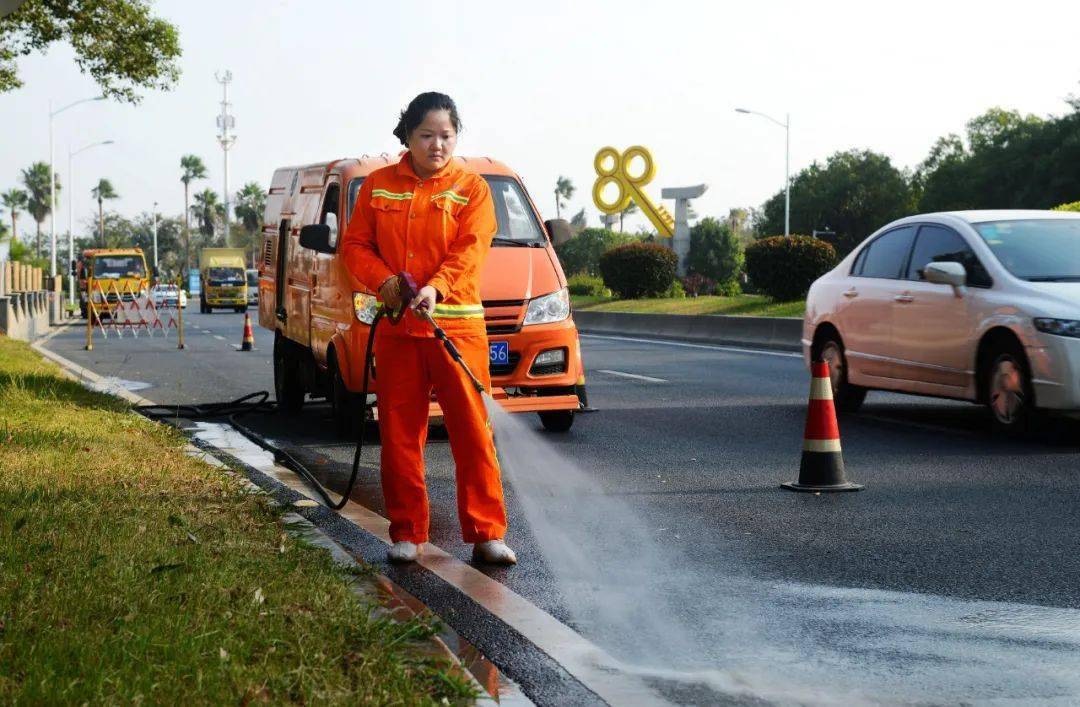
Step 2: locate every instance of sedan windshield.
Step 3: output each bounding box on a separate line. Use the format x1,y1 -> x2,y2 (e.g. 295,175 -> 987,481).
973,219 -> 1080,281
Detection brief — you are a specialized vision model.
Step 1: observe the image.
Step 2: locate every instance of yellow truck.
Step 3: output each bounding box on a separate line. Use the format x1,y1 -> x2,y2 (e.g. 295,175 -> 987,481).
76,248 -> 150,320
198,248 -> 248,313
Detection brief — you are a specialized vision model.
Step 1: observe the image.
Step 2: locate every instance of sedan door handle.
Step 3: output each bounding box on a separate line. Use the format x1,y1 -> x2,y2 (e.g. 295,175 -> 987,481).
894,294 -> 914,303
843,288 -> 859,299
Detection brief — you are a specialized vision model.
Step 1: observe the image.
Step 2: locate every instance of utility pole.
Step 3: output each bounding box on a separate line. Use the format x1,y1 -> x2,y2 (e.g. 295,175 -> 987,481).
215,70 -> 236,246
152,201 -> 159,273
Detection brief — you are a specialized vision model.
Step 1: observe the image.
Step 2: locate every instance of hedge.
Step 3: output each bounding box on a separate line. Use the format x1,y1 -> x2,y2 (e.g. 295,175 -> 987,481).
599,242 -> 678,299
554,228 -> 637,276
744,236 -> 837,301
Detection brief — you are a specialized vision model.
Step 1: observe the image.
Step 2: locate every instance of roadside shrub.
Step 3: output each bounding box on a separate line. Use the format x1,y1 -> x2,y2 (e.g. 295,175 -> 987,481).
665,279 -> 686,299
554,228 -> 637,276
681,273 -> 716,297
566,272 -> 609,297
1052,201 -> 1080,213
599,242 -> 678,299
744,235 -> 837,301
686,217 -> 744,284
714,279 -> 742,297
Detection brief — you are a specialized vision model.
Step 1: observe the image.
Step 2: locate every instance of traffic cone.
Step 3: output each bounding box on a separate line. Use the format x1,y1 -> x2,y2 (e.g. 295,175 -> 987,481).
782,360 -> 862,492
240,312 -> 255,352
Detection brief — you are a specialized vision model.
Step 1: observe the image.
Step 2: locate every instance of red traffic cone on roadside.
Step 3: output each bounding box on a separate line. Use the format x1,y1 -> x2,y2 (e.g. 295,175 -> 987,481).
782,360 -> 862,492
240,312 -> 255,352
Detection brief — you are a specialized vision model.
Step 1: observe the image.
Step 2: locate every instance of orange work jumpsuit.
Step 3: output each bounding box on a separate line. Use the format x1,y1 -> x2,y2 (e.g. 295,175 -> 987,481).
341,155 -> 506,544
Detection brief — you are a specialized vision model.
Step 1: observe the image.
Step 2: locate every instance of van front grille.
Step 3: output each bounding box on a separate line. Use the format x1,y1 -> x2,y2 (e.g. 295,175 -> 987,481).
483,299 -> 524,335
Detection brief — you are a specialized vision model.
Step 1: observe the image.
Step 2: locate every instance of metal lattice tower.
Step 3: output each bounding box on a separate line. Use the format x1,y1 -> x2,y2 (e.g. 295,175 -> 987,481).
215,70 -> 237,245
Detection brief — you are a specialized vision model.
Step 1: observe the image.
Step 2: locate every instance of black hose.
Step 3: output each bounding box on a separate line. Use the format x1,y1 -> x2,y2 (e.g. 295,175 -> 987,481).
136,309 -> 386,510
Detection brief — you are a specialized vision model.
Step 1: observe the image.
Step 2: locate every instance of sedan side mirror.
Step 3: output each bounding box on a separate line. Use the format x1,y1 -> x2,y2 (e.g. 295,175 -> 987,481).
544,218 -> 572,247
299,224 -> 333,253
924,261 -> 967,296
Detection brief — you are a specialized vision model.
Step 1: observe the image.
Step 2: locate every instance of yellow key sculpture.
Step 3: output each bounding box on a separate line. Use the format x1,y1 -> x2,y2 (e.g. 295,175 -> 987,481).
592,146 -> 675,238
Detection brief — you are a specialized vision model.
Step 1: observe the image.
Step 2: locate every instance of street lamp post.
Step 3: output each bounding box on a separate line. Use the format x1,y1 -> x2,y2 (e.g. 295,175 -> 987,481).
736,108 -> 791,236
50,95 -> 105,279
67,139 -> 115,305
152,202 -> 159,273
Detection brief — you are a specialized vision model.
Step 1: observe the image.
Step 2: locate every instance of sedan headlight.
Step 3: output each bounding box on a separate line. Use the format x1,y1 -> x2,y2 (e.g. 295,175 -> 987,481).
524,288 -> 570,326
353,292 -> 379,324
1034,318 -> 1080,338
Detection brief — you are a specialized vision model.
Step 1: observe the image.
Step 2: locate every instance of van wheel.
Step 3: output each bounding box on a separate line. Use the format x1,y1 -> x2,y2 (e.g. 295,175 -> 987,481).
274,336 -> 305,414
329,355 -> 357,439
80,303 -> 87,319
816,333 -> 866,413
234,306 -> 245,313
538,410 -> 574,432
984,342 -> 1037,437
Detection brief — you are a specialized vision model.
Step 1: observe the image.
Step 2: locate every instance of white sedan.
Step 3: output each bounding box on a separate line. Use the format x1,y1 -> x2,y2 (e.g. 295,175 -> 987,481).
151,284 -> 188,309
804,210 -> 1080,434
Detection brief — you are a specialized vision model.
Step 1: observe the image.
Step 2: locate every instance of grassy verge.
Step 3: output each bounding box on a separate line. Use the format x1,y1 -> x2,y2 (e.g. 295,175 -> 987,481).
0,336 -> 475,705
572,294 -> 805,318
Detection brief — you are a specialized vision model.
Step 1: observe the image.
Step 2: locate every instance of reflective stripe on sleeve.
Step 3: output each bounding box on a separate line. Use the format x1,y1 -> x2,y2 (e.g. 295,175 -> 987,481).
432,303 -> 485,319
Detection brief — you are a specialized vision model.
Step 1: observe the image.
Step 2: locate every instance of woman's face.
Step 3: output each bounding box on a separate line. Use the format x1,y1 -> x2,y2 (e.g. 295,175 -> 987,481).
408,109 -> 457,177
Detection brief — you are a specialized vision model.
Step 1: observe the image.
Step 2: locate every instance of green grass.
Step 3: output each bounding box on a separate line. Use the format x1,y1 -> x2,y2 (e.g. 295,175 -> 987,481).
0,337 -> 475,705
572,294 -> 805,318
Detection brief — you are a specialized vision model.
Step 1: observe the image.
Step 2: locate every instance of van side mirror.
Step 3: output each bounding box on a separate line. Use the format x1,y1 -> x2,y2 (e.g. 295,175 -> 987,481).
924,261 -> 967,296
299,224 -> 333,253
545,219 -> 572,247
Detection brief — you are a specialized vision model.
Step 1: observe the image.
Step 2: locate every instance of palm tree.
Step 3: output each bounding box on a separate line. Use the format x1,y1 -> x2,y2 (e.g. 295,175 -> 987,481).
180,154 -> 208,275
1,188 -> 28,243
191,188 -> 221,240
21,162 -> 60,259
554,176 -> 575,220
233,181 -> 266,262
90,179 -> 119,246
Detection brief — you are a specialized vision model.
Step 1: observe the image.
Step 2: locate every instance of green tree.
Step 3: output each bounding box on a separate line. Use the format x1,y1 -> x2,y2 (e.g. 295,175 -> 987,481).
90,178 -> 118,246
618,200 -> 638,232
21,161 -> 60,259
758,149 -> 914,256
554,227 -> 637,276
233,181 -> 266,263
180,154 -> 207,273
686,217 -> 743,285
554,175 -> 575,220
191,188 -> 221,240
2,187 -> 28,242
0,0 -> 181,103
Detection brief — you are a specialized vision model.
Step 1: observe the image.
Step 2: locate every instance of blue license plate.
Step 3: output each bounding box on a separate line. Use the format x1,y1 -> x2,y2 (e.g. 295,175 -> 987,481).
489,341 -> 510,365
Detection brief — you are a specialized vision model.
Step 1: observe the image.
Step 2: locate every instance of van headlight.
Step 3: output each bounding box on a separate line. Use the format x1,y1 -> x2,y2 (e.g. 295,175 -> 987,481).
353,292 -> 379,324
1034,318 -> 1080,338
524,288 -> 570,326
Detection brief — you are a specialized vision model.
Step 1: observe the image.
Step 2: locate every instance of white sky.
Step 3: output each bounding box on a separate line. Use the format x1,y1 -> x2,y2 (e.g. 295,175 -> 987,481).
1,0 -> 1079,242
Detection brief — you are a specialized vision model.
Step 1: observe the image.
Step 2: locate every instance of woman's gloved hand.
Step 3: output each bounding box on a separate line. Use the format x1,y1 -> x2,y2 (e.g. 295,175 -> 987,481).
410,285 -> 438,314
379,275 -> 403,311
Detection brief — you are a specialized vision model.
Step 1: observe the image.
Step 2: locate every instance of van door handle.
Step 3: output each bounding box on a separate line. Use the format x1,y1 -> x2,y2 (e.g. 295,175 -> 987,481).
894,294 -> 914,303
843,288 -> 859,298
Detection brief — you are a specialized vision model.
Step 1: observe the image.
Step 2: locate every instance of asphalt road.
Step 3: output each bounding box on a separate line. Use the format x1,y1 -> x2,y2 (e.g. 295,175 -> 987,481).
45,309 -> 1080,704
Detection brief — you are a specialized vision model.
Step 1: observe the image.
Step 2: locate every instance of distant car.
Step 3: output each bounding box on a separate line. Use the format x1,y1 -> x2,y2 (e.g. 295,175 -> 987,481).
246,268 -> 258,306
151,284 -> 187,309
804,210 -> 1080,434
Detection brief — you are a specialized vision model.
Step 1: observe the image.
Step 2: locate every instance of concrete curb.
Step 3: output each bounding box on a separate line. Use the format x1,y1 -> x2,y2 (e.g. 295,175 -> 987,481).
572,310 -> 804,352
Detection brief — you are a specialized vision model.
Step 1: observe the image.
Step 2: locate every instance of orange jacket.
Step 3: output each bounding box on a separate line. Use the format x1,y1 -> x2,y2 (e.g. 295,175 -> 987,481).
342,155 -> 497,338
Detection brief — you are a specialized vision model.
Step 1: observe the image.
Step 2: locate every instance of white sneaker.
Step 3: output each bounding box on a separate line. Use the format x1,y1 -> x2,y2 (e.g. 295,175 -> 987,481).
387,541 -> 419,563
472,539 -> 517,565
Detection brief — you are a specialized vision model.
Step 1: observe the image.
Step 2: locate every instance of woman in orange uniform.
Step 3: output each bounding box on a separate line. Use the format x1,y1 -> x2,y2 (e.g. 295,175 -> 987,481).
342,92 -> 515,565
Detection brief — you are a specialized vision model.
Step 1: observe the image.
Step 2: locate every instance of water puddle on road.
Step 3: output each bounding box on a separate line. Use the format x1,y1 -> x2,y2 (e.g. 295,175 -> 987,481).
486,398 -> 1080,705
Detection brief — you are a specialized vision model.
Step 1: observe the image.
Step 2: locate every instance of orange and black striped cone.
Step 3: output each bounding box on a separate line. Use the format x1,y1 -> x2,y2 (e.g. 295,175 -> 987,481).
241,312 -> 255,352
782,360 -> 862,492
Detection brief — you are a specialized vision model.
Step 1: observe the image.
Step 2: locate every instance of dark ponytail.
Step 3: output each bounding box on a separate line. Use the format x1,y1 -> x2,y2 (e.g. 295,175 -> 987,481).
393,92 -> 462,146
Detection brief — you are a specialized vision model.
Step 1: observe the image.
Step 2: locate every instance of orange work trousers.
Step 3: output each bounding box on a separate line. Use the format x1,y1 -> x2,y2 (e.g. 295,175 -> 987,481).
373,330 -> 507,544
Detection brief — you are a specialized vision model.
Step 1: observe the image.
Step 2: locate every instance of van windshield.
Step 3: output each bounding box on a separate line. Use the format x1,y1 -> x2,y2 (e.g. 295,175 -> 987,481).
346,174 -> 546,246
93,256 -> 145,279
208,267 -> 245,286
973,219 -> 1080,281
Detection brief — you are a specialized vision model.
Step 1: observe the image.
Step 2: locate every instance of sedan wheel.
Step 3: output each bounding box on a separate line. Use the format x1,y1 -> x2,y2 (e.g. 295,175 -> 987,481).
817,336 -> 867,413
987,350 -> 1035,436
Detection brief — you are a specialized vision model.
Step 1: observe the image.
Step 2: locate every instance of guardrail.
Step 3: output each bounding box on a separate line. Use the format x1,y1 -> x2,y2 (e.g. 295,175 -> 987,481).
572,310 -> 803,352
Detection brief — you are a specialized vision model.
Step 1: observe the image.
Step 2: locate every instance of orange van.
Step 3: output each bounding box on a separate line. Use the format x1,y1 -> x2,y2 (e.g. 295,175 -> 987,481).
258,155 -> 585,435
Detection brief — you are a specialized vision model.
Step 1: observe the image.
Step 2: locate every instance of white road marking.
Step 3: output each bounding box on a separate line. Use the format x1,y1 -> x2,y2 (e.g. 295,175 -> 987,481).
201,329 -> 212,334
596,368 -> 668,383
213,335 -> 226,341
581,333 -> 803,359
